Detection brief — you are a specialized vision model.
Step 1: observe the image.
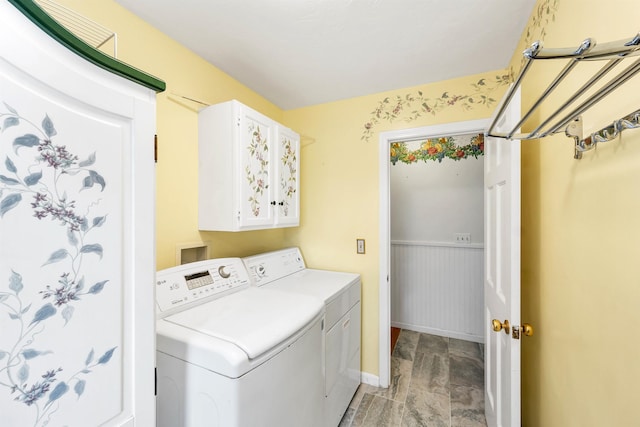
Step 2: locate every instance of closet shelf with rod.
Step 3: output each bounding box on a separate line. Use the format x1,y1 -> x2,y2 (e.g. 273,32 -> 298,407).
486,31 -> 640,159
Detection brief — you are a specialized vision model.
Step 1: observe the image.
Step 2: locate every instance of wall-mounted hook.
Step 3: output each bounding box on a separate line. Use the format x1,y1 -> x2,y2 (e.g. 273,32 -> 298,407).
565,116 -> 584,159
567,109 -> 640,160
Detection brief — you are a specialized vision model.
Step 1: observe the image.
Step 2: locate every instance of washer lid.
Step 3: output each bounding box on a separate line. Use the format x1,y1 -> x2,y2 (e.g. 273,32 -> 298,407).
163,287 -> 323,359
264,269 -> 360,303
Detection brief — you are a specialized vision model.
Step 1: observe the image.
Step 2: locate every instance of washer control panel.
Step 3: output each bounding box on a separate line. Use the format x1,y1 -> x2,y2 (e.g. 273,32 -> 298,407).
243,247 -> 306,286
155,258 -> 249,316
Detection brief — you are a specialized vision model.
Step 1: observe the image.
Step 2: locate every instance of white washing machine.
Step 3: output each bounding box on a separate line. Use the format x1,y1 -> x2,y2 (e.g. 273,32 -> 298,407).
243,248 -> 361,427
155,257 -> 325,427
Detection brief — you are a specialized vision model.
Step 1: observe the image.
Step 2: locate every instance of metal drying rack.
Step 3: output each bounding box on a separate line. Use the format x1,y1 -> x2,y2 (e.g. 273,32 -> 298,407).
34,0 -> 117,57
486,32 -> 640,159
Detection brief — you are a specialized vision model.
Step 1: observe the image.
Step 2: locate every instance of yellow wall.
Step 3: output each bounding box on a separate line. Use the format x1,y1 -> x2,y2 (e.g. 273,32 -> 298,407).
53,0 -> 508,377
51,2 -> 640,421
55,0 -> 291,269
284,75 -> 508,374
513,0 -> 640,425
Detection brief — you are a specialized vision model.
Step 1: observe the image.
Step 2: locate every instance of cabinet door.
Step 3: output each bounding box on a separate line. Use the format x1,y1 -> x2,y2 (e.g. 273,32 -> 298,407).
238,106 -> 275,229
0,4 -> 155,426
274,127 -> 300,227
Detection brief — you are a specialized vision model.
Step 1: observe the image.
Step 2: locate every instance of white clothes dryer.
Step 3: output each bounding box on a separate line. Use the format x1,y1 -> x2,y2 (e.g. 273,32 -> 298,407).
155,257 -> 325,427
243,248 -> 361,427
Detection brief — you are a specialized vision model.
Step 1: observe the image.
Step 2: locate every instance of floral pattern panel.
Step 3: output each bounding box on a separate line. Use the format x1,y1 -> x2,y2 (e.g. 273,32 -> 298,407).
1,80 -> 124,425
277,130 -> 299,225
241,110 -> 274,227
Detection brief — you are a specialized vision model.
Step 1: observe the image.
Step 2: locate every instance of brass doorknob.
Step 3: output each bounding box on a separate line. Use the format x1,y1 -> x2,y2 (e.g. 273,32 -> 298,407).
492,319 -> 510,334
521,323 -> 534,337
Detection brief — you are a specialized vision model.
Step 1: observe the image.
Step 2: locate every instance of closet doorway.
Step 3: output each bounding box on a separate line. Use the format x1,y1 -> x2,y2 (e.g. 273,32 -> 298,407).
378,119 -> 490,388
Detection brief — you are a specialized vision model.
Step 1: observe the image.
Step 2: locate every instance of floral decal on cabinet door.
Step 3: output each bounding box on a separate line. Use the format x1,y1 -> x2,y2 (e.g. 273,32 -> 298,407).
390,133 -> 484,165
245,122 -> 269,217
0,103 -> 116,427
279,136 -> 297,216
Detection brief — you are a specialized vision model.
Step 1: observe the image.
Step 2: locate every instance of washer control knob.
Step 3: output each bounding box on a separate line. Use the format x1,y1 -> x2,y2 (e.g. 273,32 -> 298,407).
218,265 -> 231,279
256,265 -> 266,278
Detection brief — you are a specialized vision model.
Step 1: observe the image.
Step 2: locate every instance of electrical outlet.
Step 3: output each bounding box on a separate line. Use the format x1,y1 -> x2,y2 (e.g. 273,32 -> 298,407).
454,233 -> 471,243
356,239 -> 365,254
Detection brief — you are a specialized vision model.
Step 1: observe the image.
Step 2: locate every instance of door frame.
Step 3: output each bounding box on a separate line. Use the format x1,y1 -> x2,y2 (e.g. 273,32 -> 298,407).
378,118 -> 491,388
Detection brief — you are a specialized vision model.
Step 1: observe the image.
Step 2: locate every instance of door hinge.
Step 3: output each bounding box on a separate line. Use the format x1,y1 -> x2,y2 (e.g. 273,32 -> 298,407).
154,134 -> 158,163
154,367 -> 157,396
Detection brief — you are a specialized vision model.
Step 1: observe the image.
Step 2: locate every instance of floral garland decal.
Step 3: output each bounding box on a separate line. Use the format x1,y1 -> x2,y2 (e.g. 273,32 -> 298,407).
245,123 -> 269,217
390,134 -> 484,165
0,102 -> 116,426
361,0 -> 559,142
361,75 -> 510,142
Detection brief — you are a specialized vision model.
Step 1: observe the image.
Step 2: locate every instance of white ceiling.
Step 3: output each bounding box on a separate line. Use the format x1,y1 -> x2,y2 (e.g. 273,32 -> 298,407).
115,0 -> 536,110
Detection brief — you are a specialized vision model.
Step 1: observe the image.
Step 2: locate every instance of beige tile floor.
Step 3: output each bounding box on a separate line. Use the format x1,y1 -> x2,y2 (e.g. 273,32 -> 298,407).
339,330 -> 486,427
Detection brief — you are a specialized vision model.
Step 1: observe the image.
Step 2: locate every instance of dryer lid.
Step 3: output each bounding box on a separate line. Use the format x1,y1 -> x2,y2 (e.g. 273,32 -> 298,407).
163,287 -> 323,359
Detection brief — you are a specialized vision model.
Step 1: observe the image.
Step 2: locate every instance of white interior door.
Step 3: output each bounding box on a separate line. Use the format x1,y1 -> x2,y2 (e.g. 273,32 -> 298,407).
484,88 -> 521,427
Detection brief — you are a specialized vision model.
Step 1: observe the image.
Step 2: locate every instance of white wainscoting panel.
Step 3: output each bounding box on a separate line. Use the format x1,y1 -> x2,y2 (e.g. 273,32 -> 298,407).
391,241 -> 484,343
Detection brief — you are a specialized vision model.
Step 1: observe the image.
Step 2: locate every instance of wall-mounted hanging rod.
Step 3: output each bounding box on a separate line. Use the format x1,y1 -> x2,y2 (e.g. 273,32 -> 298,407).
542,56 -> 640,137
505,39 -> 594,139
486,31 -> 640,159
35,0 -> 118,57
528,57 -> 623,137
170,91 -> 210,106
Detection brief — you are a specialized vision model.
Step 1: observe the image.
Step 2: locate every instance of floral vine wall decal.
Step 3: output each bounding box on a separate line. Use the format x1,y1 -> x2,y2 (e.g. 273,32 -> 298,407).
0,102 -> 116,427
361,0 -> 560,142
390,134 -> 484,165
361,75 -> 510,142
509,0 -> 560,80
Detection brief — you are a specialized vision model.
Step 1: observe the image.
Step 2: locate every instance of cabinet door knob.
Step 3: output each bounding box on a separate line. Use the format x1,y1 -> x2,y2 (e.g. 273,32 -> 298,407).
278,201 -> 284,206
270,201 -> 276,206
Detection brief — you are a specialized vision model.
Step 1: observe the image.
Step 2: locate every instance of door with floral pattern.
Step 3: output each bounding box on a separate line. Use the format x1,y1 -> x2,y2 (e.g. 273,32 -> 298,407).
1,2 -> 157,426
238,106 -> 275,229
274,127 -> 299,227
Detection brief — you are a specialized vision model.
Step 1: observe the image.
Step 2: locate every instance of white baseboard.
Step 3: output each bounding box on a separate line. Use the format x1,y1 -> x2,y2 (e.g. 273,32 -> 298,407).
360,371 -> 380,387
391,322 -> 484,344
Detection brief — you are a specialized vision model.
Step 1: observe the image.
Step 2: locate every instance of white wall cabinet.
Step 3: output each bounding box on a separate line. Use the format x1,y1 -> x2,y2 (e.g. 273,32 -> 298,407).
199,100 -> 300,231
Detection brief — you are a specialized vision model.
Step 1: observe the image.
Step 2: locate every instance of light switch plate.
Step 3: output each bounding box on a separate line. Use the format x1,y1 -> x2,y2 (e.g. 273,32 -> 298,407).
356,239 -> 365,254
